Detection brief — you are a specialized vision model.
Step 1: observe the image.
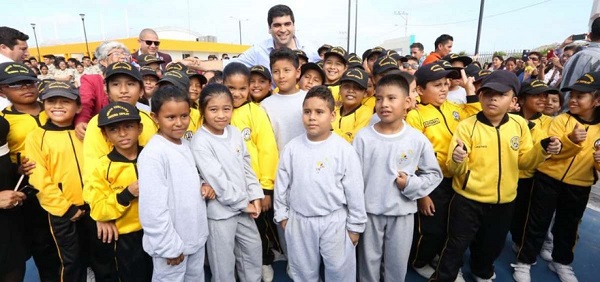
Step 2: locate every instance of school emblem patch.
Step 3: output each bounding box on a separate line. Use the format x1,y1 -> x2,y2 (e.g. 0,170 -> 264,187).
184,130 -> 193,141
452,111 -> 460,121
241,127 -> 251,142
510,136 -> 520,151
316,161 -> 325,173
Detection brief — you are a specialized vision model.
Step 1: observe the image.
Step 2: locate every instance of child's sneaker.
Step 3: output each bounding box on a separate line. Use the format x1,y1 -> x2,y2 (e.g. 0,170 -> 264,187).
413,264 -> 436,279
455,269 -> 465,282
511,262 -> 531,282
549,261 -> 578,282
262,265 -> 274,282
540,241 -> 553,262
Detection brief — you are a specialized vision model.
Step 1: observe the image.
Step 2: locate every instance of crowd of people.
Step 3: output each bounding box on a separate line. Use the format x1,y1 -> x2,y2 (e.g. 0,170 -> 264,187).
1,4 -> 600,282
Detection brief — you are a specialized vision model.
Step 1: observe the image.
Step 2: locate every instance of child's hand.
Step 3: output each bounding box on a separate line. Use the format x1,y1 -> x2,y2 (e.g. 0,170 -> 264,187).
594,147 -> 600,163
18,156 -> 36,176
75,122 -> 87,141
244,202 -> 259,219
510,102 -> 521,113
280,219 -> 288,231
395,171 -> 408,190
96,221 -> 119,243
0,190 -> 26,209
464,76 -> 476,96
167,253 -> 185,266
201,184 -> 215,200
250,200 -> 261,219
261,195 -> 272,212
418,196 -> 435,216
70,209 -> 85,222
128,181 -> 139,197
348,231 -> 360,246
452,139 -> 468,163
569,123 -> 587,144
545,137 -> 562,155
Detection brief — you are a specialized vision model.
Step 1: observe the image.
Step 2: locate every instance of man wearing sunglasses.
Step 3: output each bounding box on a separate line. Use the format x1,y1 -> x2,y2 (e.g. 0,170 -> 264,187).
136,28 -> 172,71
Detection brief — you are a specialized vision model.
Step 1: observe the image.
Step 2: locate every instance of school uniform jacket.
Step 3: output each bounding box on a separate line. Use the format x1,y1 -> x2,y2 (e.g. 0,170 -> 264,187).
519,113 -> 553,179
83,147 -> 142,234
231,102 -> 278,193
25,122 -> 84,218
1,105 -> 48,163
406,98 -> 481,178
82,110 -> 157,180
537,112 -> 600,186
447,112 -> 550,204
184,108 -> 201,141
332,104 -> 373,143
361,96 -> 376,113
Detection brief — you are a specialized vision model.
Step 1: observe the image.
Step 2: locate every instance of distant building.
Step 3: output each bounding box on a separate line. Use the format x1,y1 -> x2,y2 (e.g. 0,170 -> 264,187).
379,35 -> 416,56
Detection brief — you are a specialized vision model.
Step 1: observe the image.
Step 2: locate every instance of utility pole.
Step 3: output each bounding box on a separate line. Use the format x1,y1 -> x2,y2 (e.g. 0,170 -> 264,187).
394,11 -> 408,37
475,0 -> 485,55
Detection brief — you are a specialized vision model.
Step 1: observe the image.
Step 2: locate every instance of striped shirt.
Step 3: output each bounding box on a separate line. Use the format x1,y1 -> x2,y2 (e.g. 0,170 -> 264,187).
560,42 -> 600,111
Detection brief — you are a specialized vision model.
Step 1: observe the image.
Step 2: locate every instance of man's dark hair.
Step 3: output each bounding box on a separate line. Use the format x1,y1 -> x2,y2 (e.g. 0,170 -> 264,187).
267,5 -> 295,27
410,42 -> 424,51
0,26 -> 29,49
82,56 -> 91,60
304,85 -> 334,111
591,17 -> 600,41
269,47 -> 299,69
28,57 -> 38,63
564,45 -> 583,54
434,34 -> 453,50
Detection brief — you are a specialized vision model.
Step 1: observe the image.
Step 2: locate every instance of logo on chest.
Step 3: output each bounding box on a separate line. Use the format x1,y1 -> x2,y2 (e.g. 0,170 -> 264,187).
397,150 -> 414,166
184,130 -> 193,141
452,111 -> 460,121
510,136 -> 520,151
241,127 -> 251,142
423,118 -> 440,128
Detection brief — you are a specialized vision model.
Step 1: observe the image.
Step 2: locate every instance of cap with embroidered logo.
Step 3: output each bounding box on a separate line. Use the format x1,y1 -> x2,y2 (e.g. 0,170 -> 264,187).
415,62 -> 460,86
97,101 -> 141,127
136,54 -> 165,67
473,69 -> 492,83
105,62 -> 142,82
340,68 -> 368,89
250,65 -> 272,81
158,70 -> 190,91
185,69 -> 207,85
140,66 -> 159,79
442,53 -> 473,67
520,80 -> 559,97
300,62 -> 325,83
560,71 -> 600,93
294,50 -> 309,62
317,44 -> 332,55
40,81 -> 79,100
372,55 -> 399,76
165,62 -> 188,72
347,53 -> 364,69
0,62 -> 37,84
365,46 -> 385,60
477,70 -> 521,95
324,46 -> 348,64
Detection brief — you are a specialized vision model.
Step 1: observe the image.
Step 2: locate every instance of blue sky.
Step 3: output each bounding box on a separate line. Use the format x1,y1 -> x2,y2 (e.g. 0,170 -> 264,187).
4,0 -> 594,55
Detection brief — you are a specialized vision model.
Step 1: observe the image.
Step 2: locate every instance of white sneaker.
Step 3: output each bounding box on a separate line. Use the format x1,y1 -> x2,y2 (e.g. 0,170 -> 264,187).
540,241 -> 553,262
549,262 -> 578,282
511,262 -> 531,282
472,273 -> 493,282
86,267 -> 95,282
262,265 -> 274,282
413,264 -> 436,279
455,269 -> 466,282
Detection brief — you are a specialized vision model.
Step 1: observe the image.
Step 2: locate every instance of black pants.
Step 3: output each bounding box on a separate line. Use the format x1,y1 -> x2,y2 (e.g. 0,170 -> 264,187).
255,205 -> 281,265
23,197 -> 61,282
511,177 -> 535,246
116,230 -> 152,282
0,208 -> 26,282
410,178 -> 454,268
429,193 -> 514,282
516,171 -> 590,265
48,212 -> 118,282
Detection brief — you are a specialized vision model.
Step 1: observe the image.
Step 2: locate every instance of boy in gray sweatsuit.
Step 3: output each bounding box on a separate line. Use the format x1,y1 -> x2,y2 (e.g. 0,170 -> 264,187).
354,74 -> 443,282
274,86 -> 367,282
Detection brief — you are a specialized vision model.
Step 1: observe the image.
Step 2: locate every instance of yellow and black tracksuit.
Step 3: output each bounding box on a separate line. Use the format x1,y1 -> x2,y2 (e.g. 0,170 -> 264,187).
361,96 -> 376,113
83,147 -> 152,281
83,109 -> 157,180
326,84 -> 342,107
511,113 -> 552,247
332,104 -> 373,143
231,101 -> 281,265
431,112 -> 550,281
405,97 -> 481,269
517,112 -> 600,266
25,122 -> 118,282
1,105 -> 60,281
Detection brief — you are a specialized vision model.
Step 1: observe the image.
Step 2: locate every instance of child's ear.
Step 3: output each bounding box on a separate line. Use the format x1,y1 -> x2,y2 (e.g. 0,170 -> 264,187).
416,85 -> 425,96
511,96 -> 518,108
330,107 -> 336,122
295,67 -> 301,80
76,104 -> 82,114
138,122 -> 144,135
404,95 -> 412,110
150,112 -> 158,125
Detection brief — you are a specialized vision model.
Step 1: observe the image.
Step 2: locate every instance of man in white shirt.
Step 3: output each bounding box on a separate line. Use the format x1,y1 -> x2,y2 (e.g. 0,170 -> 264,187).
0,26 -> 30,110
135,28 -> 172,70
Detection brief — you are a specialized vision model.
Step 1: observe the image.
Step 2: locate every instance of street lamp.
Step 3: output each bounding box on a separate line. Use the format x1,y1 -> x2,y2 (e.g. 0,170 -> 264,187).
30,23 -> 41,61
230,17 -> 248,45
79,13 -> 90,57
394,11 -> 408,37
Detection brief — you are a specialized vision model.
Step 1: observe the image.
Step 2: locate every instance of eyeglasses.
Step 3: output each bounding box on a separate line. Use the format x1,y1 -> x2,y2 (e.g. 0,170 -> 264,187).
529,57 -> 539,61
3,81 -> 36,89
143,40 -> 160,46
403,63 -> 419,70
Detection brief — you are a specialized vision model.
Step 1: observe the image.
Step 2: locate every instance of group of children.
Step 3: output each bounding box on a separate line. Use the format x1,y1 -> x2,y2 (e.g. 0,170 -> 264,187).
0,41 -> 598,282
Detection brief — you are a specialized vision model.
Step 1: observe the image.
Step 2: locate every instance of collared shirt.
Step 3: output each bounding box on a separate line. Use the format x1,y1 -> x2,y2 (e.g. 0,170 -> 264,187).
560,42 -> 600,111
225,36 -> 320,72
0,54 -> 13,110
0,53 -> 13,64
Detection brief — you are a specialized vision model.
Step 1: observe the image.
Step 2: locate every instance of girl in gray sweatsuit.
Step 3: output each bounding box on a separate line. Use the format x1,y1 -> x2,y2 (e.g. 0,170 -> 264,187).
191,84 -> 264,282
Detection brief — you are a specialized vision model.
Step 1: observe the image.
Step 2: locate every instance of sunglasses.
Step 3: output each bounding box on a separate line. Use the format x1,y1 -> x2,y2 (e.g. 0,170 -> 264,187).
3,81 -> 36,89
143,40 -> 160,46
529,57 -> 539,61
403,63 -> 419,70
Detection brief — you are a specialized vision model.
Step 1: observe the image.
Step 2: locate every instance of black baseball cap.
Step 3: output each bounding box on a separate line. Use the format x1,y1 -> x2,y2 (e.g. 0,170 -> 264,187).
473,69 -> 492,83
300,62 -> 325,83
136,54 -> 165,66
140,66 -> 159,79
158,70 -> 190,91
324,46 -> 348,64
366,46 -> 385,59
340,68 -> 368,89
97,102 -> 141,127
372,55 -> 399,76
317,44 -> 332,54
561,72 -> 600,93
381,50 -> 407,63
250,65 -> 272,81
465,63 -> 481,77
415,62 -> 460,86
185,69 -> 207,85
438,60 -> 464,72
347,53 -> 364,69
519,80 -> 559,97
40,81 -> 79,100
165,62 -> 188,72
316,60 -> 324,69
294,50 -> 309,62
105,62 -> 142,82
0,62 -> 38,84
442,53 -> 473,67
477,70 -> 521,95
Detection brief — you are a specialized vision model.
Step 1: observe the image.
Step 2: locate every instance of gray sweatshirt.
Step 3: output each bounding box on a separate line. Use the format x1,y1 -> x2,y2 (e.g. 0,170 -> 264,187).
260,90 -> 307,152
274,133 -> 367,233
138,135 -> 208,258
353,122 -> 443,216
191,125 -> 264,220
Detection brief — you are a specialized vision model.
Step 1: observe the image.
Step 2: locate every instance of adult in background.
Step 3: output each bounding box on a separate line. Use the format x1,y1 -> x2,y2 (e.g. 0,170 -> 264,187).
422,34 -> 453,65
488,55 -> 504,71
186,4 -> 319,72
0,26 -> 29,110
135,28 -> 172,70
410,42 -> 426,66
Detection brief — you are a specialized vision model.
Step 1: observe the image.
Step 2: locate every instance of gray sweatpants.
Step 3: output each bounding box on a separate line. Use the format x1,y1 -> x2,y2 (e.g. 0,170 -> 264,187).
206,213 -> 262,282
151,246 -> 205,282
285,208 -> 356,282
358,213 -> 414,282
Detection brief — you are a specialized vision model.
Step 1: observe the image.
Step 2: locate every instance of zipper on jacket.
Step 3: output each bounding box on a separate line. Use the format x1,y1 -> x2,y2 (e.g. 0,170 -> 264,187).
461,170 -> 471,190
560,156 -> 577,182
496,127 -> 502,204
68,132 -> 84,189
435,107 -> 454,135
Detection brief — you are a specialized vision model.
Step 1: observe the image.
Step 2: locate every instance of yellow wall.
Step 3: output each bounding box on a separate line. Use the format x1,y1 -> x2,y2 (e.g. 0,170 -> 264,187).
28,38 -> 250,59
